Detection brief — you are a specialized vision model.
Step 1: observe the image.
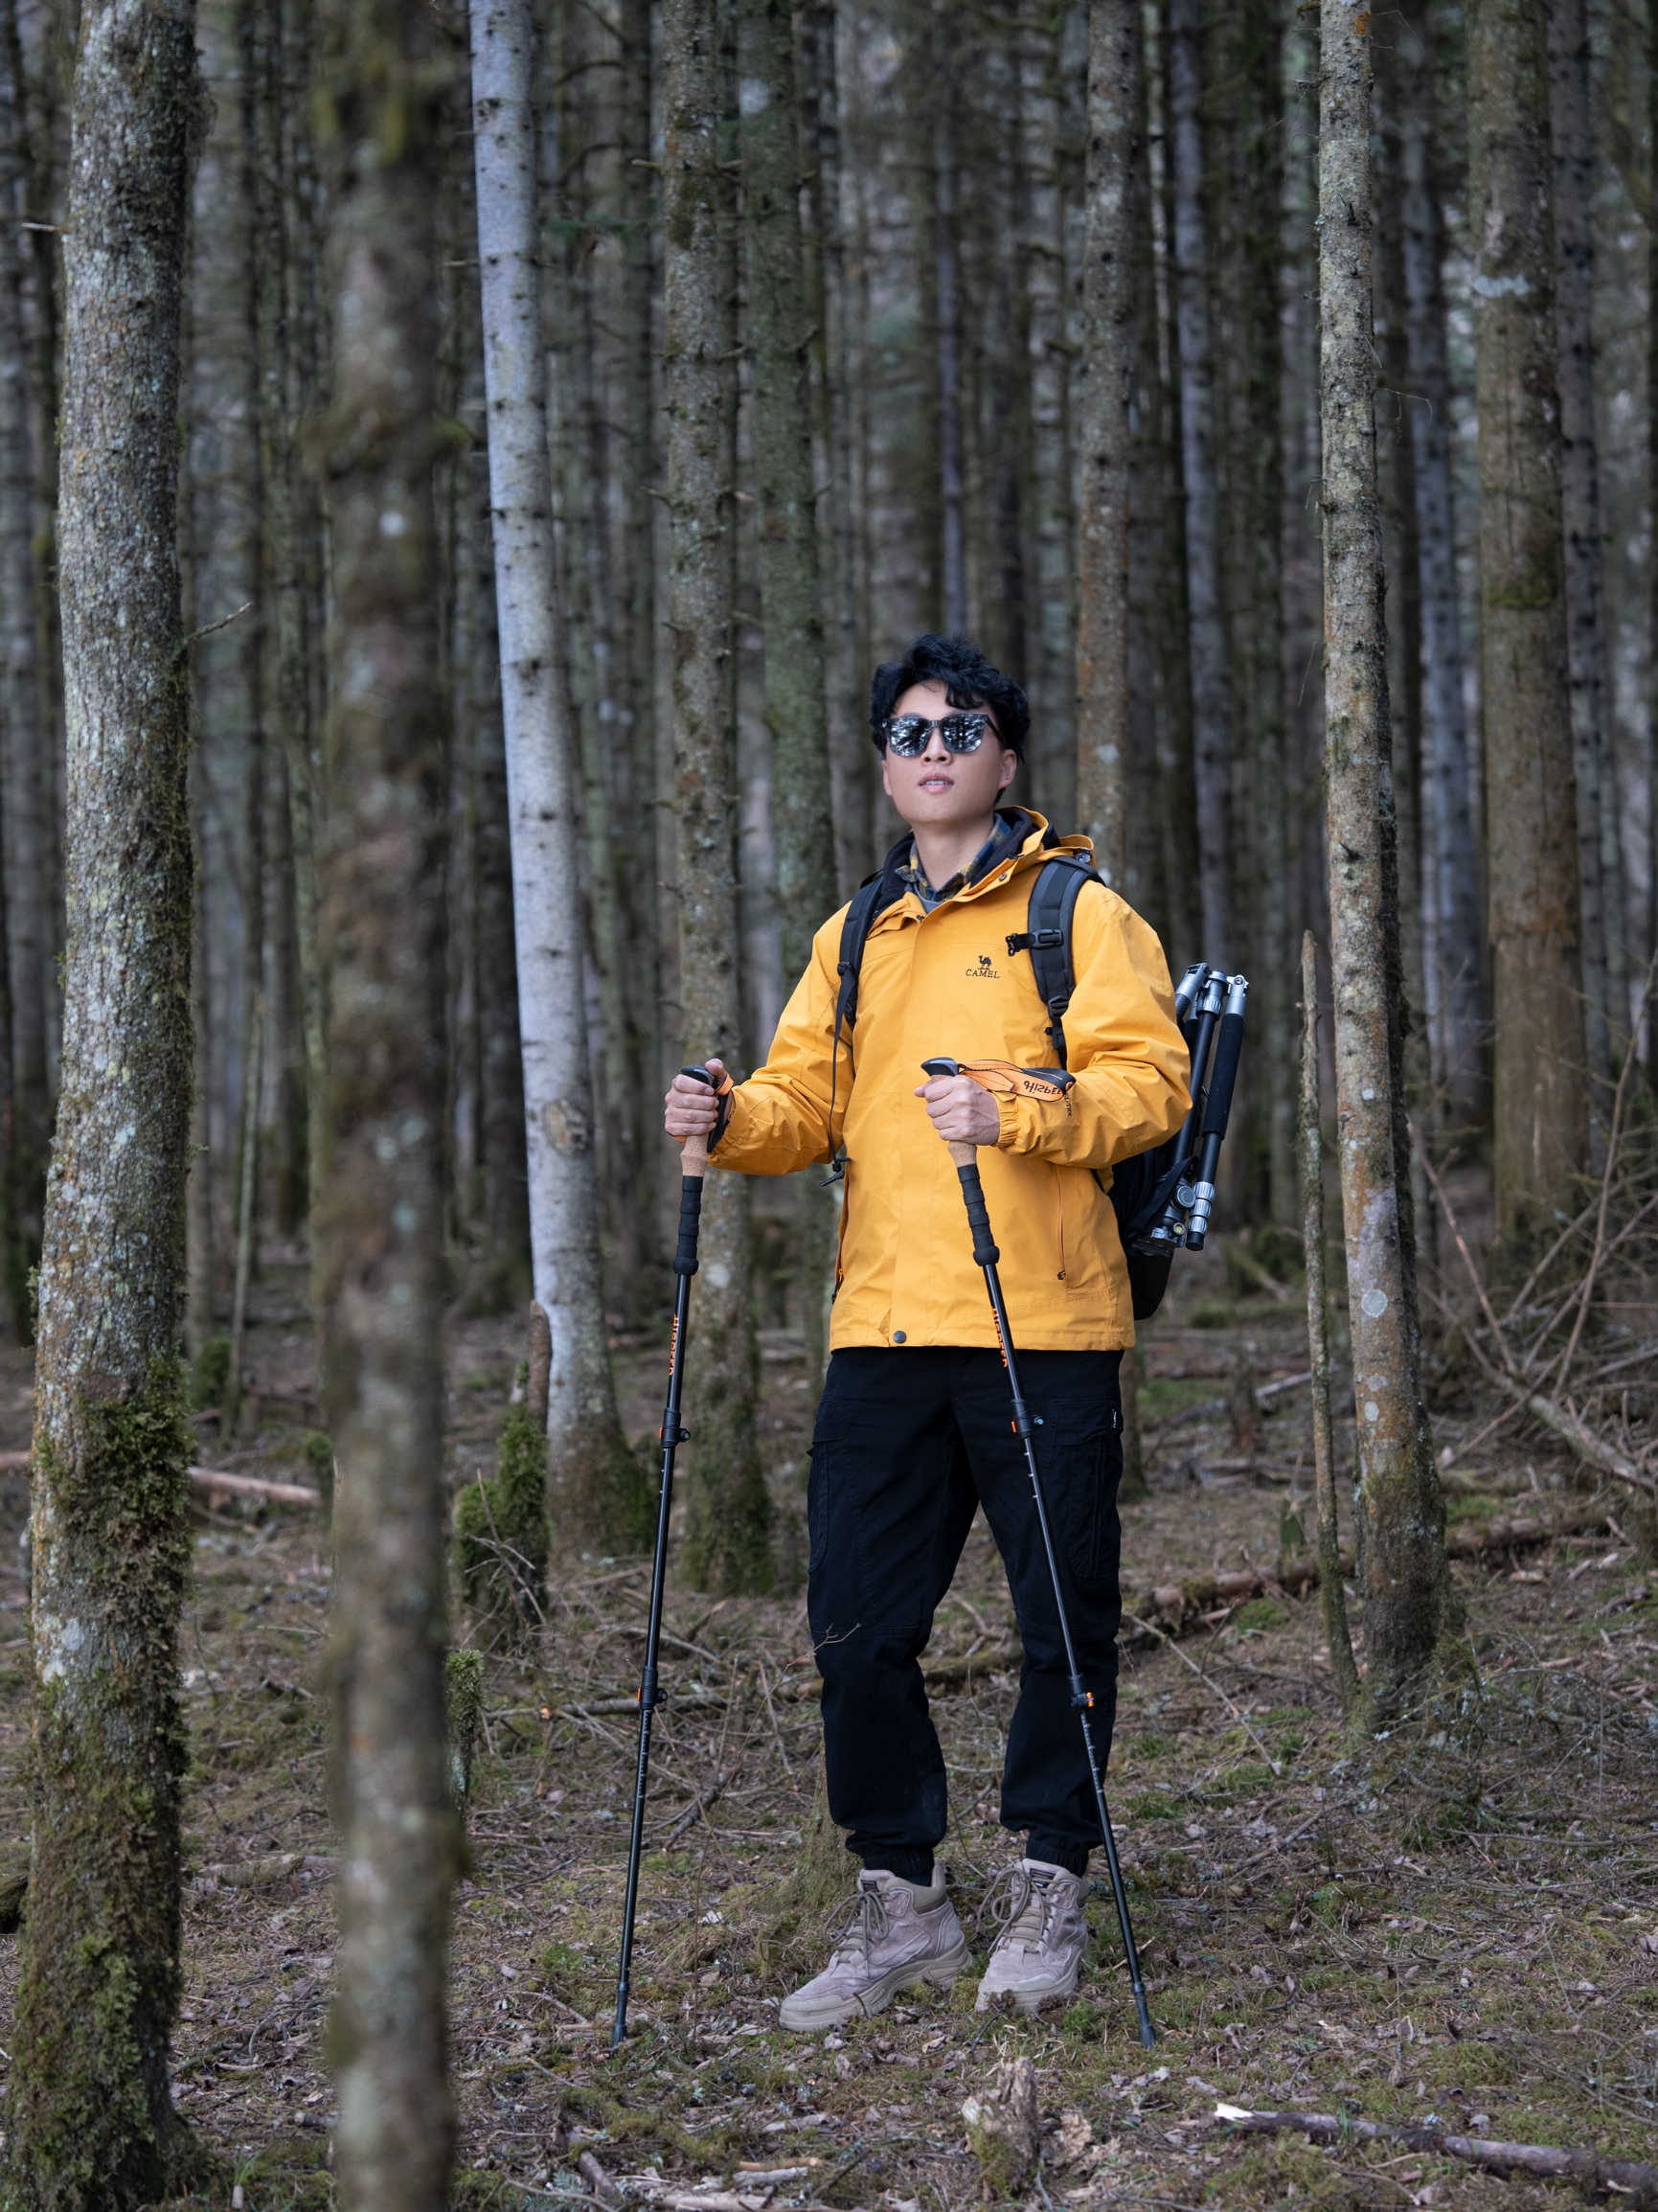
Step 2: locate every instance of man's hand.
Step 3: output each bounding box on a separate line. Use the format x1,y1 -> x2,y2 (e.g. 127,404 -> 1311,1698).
915,1072 -> 1000,1149
664,1059 -> 727,1141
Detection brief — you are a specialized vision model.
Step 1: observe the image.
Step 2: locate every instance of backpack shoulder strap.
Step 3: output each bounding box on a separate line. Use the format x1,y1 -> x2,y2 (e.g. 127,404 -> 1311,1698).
1006,853 -> 1102,1071
824,836 -> 911,1177
834,836 -> 911,1037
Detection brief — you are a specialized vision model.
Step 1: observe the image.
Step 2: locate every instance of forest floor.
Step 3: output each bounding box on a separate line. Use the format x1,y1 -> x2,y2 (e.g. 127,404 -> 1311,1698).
0,1206 -> 1655,2212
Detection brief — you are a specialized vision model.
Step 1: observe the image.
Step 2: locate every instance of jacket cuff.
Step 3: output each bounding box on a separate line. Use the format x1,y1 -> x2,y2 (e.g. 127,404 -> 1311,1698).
994,1093 -> 1021,1149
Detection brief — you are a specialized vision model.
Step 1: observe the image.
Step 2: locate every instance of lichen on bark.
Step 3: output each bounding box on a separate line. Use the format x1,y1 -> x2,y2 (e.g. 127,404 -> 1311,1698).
3,2 -> 204,2201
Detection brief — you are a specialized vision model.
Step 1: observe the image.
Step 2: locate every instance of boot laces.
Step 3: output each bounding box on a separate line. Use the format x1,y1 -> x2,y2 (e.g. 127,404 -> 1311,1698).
822,1880 -> 895,1967
984,1864 -> 1063,1954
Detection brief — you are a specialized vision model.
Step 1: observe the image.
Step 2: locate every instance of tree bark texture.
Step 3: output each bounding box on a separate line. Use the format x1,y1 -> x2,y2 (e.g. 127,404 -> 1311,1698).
311,4 -> 456,2204
1466,0 -> 1587,1245
1167,0 -> 1230,968
1019,12 -> 1075,827
1547,0 -> 1622,1124
738,0 -> 839,1402
932,87 -> 966,638
665,0 -> 769,1593
1397,20 -> 1483,1124
1074,0 -> 1136,888
808,0 -> 872,896
1299,933 -> 1361,1716
1317,0 -> 1450,1716
470,0 -> 639,1545
0,0 -> 45,1289
5,2 -> 201,2201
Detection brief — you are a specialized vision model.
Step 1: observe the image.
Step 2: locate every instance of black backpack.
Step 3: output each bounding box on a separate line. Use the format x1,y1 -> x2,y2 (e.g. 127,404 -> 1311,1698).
829,832 -> 1183,1319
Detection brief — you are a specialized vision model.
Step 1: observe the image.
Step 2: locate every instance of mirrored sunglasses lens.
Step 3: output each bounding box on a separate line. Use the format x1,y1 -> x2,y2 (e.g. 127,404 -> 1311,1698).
942,716 -> 987,752
884,717 -> 929,755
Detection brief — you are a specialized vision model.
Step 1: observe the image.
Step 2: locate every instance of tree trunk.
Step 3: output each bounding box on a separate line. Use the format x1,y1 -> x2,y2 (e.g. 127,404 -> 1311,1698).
1075,0 -> 1136,889
665,0 -> 769,1593
808,0 -> 873,896
1548,0 -> 1622,1129
1466,0 -> 1587,1247
932,90 -> 966,637
1167,0 -> 1230,967
1374,27 -> 1435,1272
1397,18 -> 1483,1125
739,0 -> 840,1409
616,0 -> 664,1277
1019,11 -> 1075,827
1318,0 -> 1451,1718
470,0 -> 642,1546
312,5 -> 456,2206
5,2 -> 200,2200
0,0 -> 43,1309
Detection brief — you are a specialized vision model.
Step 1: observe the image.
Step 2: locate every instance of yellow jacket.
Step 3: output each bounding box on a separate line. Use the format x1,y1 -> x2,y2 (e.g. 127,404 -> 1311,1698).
714,816 -> 1192,1351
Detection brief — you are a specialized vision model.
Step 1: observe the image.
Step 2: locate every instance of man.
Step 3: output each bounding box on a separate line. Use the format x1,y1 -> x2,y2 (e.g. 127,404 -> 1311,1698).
665,633 -> 1189,2029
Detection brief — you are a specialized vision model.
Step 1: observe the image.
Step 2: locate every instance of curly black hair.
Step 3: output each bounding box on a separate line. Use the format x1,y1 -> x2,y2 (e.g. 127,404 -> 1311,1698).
868,633 -> 1030,759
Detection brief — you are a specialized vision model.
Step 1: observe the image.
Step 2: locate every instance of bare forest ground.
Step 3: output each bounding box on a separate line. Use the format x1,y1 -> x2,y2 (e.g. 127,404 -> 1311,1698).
0,1202 -> 1655,2212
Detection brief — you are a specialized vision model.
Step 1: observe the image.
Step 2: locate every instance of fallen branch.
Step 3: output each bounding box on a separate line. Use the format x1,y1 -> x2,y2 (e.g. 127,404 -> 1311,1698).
665,1763 -> 739,1845
1213,2102 -> 1658,2202
1122,1610 -> 1282,1775
2,1451 -> 323,1507
1485,1374 -> 1657,1497
190,1466 -> 322,1507
1120,1501 -> 1611,1641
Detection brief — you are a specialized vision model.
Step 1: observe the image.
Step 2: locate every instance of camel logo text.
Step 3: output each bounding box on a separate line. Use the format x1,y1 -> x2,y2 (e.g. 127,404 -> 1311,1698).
967,954 -> 999,979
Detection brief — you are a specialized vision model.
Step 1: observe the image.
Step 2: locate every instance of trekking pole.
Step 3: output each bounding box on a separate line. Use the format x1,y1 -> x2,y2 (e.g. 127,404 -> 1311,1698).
920,1058 -> 1156,2048
612,1063 -> 716,2048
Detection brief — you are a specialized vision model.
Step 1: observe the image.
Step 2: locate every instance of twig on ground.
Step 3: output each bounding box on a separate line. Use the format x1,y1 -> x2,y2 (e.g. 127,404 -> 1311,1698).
1212,2103 -> 1658,2200
1122,1611 -> 1282,1775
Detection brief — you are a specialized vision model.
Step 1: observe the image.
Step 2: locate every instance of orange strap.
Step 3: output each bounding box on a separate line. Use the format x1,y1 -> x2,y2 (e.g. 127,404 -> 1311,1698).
955,1059 -> 1072,1101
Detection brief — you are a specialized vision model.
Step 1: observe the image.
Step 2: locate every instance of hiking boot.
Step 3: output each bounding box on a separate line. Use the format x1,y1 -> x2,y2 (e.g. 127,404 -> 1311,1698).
779,1867 -> 970,2032
975,1859 -> 1089,2014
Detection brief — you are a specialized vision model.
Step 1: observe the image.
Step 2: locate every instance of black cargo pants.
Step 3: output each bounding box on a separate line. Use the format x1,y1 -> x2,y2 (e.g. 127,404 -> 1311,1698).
806,1344 -> 1124,1881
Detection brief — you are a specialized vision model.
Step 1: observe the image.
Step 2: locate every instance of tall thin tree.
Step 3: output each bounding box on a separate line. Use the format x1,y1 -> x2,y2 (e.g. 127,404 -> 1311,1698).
1075,0 -> 1137,888
739,0 -> 840,1402
1466,0 -> 1586,1245
1318,0 -> 1452,1717
0,0 -> 40,1326
1548,0 -> 1622,1130
1167,0 -> 1231,967
665,0 -> 769,1591
1397,9 -> 1483,1123
470,0 -> 642,1544
5,0 -> 202,2200
312,2 -> 457,2204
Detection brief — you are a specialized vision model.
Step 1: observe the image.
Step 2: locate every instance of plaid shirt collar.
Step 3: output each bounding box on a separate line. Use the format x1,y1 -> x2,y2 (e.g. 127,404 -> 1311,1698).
897,809 -> 1029,912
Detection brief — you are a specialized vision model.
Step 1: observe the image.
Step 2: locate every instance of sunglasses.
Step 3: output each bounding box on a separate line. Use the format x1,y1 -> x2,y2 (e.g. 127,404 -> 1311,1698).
877,711 -> 992,756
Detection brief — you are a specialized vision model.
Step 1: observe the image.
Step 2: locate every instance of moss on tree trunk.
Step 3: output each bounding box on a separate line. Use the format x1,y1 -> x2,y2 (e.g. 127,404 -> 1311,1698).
3,2 -> 202,2202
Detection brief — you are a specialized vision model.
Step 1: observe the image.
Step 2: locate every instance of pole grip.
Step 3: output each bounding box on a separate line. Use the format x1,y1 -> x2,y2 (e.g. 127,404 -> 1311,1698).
672,1174 -> 704,1276
1200,1012 -> 1245,1138
955,1160 -> 1001,1266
